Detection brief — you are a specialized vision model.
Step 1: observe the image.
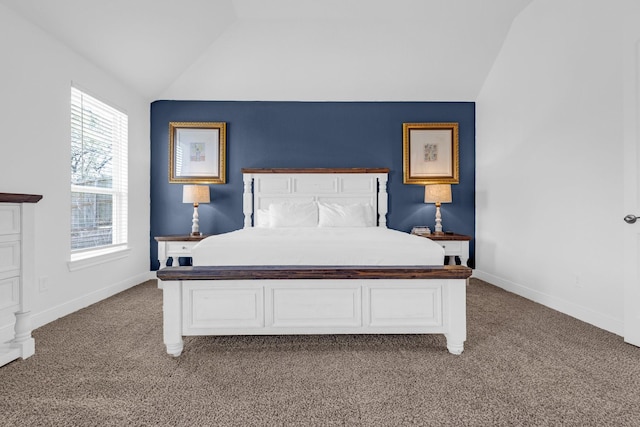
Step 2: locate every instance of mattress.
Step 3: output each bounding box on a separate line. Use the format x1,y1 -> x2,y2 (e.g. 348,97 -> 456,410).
191,227 -> 445,266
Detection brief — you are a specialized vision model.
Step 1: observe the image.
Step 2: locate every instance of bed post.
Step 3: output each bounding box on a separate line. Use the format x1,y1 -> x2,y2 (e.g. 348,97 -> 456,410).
377,173 -> 388,228
163,280 -> 184,357
444,279 -> 467,355
243,174 -> 253,228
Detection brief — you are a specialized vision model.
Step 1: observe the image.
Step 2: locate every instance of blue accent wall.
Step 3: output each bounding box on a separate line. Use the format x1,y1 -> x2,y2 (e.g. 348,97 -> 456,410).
150,101 -> 475,270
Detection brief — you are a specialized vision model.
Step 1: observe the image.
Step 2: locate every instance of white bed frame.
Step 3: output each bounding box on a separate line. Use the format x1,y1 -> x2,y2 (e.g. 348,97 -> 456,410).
157,169 -> 471,356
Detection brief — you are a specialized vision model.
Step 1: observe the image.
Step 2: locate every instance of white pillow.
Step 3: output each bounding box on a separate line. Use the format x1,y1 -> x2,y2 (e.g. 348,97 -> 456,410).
317,202 -> 376,227
254,209 -> 270,228
269,202 -> 318,227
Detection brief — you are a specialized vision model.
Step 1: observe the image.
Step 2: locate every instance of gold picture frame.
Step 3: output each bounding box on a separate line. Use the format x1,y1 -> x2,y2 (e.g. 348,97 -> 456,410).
403,122 -> 459,184
169,122 -> 226,184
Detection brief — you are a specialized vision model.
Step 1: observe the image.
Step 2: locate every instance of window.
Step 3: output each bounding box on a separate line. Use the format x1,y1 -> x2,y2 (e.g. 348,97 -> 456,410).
70,86 -> 128,256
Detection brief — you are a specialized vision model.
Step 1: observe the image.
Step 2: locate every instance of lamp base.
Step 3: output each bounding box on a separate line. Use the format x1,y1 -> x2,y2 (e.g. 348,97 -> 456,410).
190,204 -> 201,236
434,204 -> 444,234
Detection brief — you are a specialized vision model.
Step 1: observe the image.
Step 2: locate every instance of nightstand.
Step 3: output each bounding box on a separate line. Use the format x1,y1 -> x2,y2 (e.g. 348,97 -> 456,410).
412,232 -> 472,267
155,235 -> 210,269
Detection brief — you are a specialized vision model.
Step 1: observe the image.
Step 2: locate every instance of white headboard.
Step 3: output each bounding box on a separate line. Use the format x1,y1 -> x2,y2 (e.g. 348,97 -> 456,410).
242,168 -> 389,228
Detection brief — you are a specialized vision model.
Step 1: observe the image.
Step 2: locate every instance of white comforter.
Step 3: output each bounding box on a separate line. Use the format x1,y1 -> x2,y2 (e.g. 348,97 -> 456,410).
192,227 -> 445,266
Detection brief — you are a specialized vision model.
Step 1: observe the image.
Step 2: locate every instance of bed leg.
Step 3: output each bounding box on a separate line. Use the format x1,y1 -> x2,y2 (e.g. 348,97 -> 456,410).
444,279 -> 467,355
445,337 -> 464,355
162,280 -> 184,357
166,342 -> 183,357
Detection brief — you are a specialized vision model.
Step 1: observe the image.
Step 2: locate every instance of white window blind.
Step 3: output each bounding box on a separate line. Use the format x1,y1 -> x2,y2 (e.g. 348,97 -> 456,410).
70,86 -> 128,253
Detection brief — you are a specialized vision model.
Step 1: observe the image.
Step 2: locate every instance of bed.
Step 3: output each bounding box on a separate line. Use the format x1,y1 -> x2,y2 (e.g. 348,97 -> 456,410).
156,168 -> 472,356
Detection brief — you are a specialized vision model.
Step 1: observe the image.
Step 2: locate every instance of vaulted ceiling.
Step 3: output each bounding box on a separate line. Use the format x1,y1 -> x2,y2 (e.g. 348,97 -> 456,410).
0,0 -> 532,101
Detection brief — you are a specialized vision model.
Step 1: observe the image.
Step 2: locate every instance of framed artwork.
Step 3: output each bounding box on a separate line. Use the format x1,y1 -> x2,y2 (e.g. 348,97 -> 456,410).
402,122 -> 459,184
169,122 -> 226,184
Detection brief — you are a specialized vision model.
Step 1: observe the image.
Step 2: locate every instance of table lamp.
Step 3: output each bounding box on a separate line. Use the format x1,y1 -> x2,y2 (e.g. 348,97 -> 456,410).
424,184 -> 452,234
182,185 -> 210,236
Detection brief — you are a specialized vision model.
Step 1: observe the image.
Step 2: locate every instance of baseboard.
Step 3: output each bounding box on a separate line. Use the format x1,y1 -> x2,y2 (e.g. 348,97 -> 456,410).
31,271 -> 156,330
472,270 -> 624,336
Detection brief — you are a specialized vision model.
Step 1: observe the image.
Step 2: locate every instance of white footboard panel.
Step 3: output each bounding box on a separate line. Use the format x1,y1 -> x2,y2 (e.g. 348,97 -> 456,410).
268,281 -> 362,329
162,278 -> 466,356
187,284 -> 265,330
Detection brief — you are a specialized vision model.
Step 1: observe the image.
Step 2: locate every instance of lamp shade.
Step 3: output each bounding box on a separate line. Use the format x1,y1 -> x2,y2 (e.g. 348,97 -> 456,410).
424,184 -> 452,204
182,185 -> 210,204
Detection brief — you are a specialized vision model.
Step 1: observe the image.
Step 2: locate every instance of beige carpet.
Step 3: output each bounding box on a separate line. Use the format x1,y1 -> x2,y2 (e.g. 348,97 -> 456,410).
1,278 -> 639,426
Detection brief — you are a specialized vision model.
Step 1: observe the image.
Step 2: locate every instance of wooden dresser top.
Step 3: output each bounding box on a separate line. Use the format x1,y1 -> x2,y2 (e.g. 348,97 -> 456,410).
0,193 -> 43,203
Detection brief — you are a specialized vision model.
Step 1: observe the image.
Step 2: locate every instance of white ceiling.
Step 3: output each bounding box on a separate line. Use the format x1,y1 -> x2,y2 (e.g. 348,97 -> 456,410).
0,0 -> 533,101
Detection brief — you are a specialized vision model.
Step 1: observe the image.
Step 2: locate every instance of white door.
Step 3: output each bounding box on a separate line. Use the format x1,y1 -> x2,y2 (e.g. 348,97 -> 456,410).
623,40 -> 640,347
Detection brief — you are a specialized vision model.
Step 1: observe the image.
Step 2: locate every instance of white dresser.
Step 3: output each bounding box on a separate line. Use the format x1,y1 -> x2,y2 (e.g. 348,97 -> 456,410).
0,193 -> 41,367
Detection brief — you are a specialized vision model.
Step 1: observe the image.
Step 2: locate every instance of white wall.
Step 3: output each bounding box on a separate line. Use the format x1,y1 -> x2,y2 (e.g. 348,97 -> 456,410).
159,1 -> 530,102
0,4 -> 151,333
476,0 -> 639,335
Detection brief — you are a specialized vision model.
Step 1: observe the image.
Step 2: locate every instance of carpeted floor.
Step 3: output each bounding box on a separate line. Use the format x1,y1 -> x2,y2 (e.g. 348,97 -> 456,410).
1,278 -> 639,426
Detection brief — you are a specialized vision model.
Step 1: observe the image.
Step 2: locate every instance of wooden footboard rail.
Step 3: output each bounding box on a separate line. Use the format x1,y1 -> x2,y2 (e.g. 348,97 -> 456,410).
156,265 -> 473,281
157,265 -> 472,357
